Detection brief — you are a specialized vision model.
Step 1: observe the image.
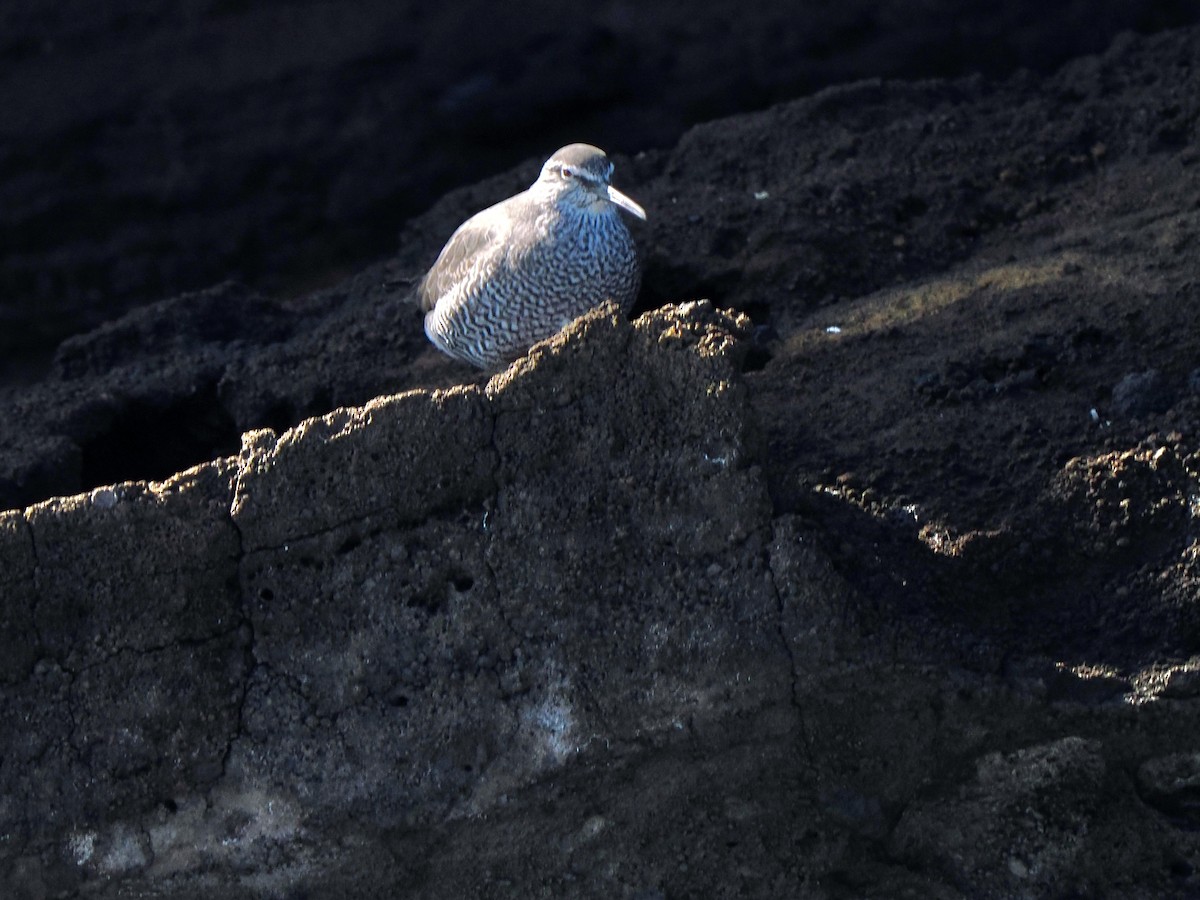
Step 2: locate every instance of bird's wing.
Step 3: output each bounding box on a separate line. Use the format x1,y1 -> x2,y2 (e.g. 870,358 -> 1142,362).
418,205 -> 513,312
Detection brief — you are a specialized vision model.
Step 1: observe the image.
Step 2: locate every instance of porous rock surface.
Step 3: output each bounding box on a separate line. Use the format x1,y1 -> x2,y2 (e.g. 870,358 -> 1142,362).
3,304 -> 789,898
4,23 -> 1200,898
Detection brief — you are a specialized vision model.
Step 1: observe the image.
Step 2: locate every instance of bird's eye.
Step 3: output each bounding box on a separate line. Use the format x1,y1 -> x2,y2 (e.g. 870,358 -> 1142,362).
561,167 -> 574,179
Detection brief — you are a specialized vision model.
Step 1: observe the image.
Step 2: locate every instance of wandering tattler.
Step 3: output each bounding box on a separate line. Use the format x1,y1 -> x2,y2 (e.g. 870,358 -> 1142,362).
420,143 -> 646,368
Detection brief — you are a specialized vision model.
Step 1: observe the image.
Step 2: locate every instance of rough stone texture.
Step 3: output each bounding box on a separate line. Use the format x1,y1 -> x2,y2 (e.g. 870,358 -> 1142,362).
1,463 -> 250,898
4,21 -> 1200,899
0,510 -> 37,683
232,387 -> 495,552
893,736 -> 1115,894
4,0 -> 1198,382
1138,751 -> 1200,823
29,461 -> 241,667
1,304 -> 803,897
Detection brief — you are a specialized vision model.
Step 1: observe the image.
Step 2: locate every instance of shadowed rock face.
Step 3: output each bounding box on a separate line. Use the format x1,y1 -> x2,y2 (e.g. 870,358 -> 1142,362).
2,304 -> 794,896
4,23 -> 1200,898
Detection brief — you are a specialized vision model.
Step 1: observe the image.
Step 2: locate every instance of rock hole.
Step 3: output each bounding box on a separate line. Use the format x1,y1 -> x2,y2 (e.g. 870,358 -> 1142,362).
453,574 -> 474,592
259,588 -> 275,601
337,535 -> 363,556
77,382 -> 239,491
389,694 -> 409,708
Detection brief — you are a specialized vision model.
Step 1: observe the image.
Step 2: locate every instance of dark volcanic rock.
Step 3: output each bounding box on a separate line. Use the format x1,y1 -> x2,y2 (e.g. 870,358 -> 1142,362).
1112,368 -> 1170,417
4,22 -> 1200,899
0,511 -> 37,683
2,0 -> 1199,380
2,304 -> 796,896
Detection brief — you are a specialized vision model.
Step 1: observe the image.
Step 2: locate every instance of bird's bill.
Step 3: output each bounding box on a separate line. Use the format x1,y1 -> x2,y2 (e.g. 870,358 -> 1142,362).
606,185 -> 647,220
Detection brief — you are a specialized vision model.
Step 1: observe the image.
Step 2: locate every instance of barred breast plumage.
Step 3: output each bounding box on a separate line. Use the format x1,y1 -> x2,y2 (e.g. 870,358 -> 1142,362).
420,143 -> 645,369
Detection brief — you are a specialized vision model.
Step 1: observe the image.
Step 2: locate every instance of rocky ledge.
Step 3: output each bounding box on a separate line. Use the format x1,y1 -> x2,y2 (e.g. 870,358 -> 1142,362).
3,24 -> 1200,899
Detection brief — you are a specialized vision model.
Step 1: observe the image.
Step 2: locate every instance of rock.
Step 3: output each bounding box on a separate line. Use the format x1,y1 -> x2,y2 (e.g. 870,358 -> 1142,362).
1,304 -> 802,895
0,511 -> 37,683
891,737 -> 1110,894
4,22 -> 1200,898
1048,444 -> 1190,558
2,463 -> 248,846
3,0 -> 1190,379
1138,752 -> 1200,825
1112,369 -> 1170,417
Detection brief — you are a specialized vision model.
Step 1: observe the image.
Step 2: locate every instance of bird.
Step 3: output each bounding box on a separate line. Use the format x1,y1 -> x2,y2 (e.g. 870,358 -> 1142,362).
419,143 -> 646,369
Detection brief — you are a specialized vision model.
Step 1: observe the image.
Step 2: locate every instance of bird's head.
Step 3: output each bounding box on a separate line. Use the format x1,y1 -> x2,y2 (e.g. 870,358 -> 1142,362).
536,143 -> 646,220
